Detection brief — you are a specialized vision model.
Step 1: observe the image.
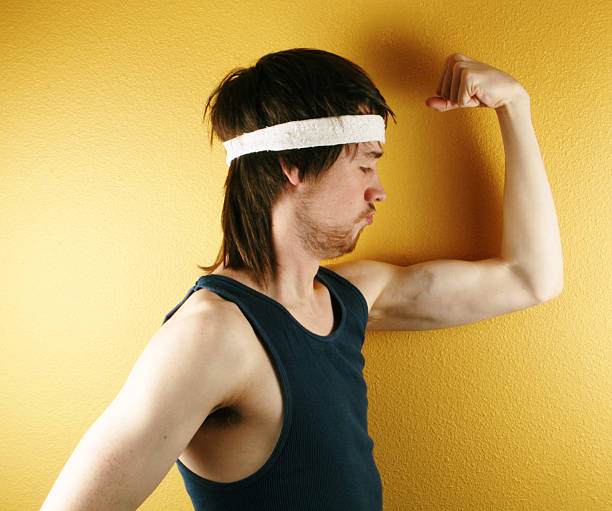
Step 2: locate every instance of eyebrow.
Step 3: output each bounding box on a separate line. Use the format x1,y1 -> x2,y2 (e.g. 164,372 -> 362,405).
361,150 -> 383,159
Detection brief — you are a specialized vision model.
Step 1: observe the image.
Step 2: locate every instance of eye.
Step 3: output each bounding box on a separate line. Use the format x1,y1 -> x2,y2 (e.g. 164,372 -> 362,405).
360,166 -> 372,173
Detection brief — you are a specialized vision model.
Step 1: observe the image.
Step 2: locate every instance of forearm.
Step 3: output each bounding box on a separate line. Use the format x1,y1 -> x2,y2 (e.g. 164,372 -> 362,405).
496,94 -> 564,301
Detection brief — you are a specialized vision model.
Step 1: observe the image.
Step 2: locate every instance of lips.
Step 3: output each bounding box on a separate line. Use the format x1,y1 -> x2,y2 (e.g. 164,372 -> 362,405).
358,208 -> 375,224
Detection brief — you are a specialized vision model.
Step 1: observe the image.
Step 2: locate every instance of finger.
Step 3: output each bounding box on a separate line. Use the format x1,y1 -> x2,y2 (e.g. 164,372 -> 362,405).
435,57 -> 449,95
450,62 -> 462,104
441,98 -> 460,111
453,53 -> 472,62
440,57 -> 454,99
436,71 -> 444,96
455,53 -> 480,65
434,97 -> 460,112
458,68 -> 470,106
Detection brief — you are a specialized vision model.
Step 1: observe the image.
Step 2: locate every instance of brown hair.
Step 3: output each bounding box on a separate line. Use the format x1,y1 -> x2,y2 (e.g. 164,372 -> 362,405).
198,48 -> 396,288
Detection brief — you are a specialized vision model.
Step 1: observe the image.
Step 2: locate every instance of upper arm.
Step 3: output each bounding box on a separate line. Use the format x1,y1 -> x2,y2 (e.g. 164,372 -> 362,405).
41,306 -> 252,511
325,258 -> 551,331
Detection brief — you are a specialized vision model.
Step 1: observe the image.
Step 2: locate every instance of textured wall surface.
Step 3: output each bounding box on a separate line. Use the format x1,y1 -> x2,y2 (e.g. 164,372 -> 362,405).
1,0 -> 610,509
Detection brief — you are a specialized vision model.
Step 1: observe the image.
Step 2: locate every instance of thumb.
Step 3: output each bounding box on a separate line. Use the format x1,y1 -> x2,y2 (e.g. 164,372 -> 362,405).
425,96 -> 456,112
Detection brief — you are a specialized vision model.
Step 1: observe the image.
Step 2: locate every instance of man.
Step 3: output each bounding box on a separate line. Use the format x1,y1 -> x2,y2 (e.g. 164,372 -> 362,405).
41,49 -> 563,510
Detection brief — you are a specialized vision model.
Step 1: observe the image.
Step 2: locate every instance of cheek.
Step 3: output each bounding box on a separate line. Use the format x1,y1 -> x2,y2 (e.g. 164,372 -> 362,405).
327,197 -> 362,224
322,186 -> 359,210
307,176 -> 362,219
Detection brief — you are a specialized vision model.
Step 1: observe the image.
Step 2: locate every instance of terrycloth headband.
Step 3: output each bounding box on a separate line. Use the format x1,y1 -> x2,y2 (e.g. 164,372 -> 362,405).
222,114 -> 385,165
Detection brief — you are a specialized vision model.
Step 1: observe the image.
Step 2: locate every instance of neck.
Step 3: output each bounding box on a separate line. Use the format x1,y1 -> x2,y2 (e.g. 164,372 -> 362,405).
213,259 -> 322,311
266,192 -> 327,308
212,199 -> 326,310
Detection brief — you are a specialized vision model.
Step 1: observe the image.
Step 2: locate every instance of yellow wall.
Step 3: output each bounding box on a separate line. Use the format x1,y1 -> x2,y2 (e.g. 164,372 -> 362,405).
1,1 -> 610,509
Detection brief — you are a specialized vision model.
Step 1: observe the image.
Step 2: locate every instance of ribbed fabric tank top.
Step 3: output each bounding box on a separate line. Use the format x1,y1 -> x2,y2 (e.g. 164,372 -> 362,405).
161,266 -> 383,510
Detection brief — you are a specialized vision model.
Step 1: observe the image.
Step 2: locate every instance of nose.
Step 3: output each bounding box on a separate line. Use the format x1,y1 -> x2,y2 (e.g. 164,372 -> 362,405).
365,170 -> 387,203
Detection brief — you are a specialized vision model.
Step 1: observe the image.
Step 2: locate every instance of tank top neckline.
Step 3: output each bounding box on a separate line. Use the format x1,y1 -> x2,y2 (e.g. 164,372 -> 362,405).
196,266 -> 346,343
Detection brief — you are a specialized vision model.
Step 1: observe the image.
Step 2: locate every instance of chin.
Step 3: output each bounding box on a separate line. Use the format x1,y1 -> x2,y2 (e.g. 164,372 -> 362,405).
337,238 -> 360,258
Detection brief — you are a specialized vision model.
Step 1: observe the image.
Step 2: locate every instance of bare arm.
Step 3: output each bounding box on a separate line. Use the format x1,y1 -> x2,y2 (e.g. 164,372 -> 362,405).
496,95 -> 563,301
325,54 -> 563,331
40,306 -> 251,510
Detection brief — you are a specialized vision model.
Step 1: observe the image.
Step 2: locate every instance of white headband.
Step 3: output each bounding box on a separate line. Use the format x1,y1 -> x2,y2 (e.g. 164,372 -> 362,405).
222,114 -> 385,165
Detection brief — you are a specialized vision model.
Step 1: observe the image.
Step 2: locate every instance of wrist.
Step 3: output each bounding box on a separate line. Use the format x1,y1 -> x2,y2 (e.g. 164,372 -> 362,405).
496,88 -> 531,120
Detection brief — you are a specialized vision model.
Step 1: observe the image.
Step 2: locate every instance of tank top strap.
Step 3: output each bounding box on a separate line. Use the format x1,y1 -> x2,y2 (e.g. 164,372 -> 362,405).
316,266 -> 369,333
162,266 -> 369,340
193,266 -> 368,342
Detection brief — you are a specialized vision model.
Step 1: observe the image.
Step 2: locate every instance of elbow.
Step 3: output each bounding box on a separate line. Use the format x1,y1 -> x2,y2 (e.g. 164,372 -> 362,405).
533,276 -> 564,303
520,257 -> 564,304
509,260 -> 564,304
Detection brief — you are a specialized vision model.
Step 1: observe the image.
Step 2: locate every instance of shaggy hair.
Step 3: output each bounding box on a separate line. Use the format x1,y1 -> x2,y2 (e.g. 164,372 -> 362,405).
198,48 -> 396,288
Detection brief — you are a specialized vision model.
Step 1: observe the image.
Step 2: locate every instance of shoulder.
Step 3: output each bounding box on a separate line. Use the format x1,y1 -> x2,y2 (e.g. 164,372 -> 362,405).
164,286 -> 250,333
158,287 -> 256,367
322,259 -> 402,313
149,288 -> 258,409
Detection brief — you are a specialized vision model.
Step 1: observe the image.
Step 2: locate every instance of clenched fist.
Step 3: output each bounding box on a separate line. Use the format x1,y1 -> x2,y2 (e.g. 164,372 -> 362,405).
425,53 -> 529,112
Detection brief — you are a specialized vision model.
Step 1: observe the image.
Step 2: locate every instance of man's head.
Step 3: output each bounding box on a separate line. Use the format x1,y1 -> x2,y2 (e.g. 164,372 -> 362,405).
199,48 -> 396,287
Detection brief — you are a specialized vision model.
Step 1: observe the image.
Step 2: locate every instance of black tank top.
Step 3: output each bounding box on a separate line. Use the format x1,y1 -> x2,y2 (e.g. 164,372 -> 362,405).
161,266 -> 383,510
